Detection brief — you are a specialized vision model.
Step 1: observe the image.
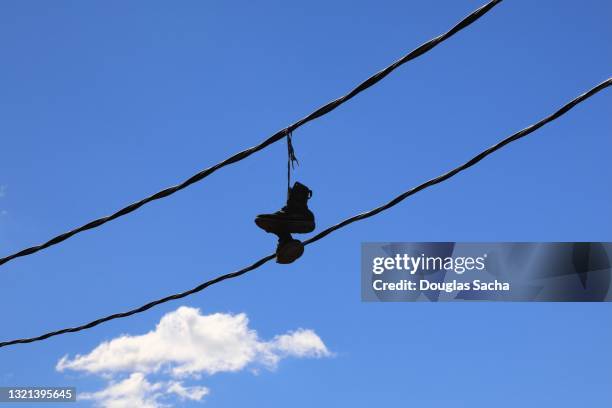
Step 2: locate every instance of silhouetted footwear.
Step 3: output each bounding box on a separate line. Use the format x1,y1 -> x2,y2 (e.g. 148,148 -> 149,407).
276,237 -> 305,264
255,182 -> 315,234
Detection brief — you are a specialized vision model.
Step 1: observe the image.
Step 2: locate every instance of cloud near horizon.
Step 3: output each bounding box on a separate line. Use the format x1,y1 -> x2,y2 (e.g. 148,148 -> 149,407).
78,372 -> 209,408
57,306 -> 331,407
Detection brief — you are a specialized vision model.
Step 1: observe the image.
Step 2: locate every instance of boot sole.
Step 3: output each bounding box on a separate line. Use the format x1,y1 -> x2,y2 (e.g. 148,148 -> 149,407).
276,239 -> 304,264
255,217 -> 315,234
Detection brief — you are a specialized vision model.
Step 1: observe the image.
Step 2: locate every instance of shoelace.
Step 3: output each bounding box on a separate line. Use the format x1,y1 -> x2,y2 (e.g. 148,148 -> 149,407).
286,130 -> 299,196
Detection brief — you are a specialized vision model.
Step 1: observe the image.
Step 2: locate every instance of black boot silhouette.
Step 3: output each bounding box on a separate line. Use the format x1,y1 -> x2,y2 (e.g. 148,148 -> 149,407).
255,182 -> 315,264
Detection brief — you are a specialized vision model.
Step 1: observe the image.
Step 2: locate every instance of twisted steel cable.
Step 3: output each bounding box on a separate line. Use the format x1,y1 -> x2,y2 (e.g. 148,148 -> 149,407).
1,77 -> 609,349
303,79 -> 612,246
0,0 -> 503,268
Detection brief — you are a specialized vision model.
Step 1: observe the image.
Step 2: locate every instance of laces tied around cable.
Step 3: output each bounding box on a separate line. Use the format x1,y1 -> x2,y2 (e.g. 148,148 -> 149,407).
286,129 -> 299,197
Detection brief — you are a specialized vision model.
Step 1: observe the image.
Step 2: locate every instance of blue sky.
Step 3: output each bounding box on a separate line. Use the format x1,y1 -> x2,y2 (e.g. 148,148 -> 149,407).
1,0 -> 611,406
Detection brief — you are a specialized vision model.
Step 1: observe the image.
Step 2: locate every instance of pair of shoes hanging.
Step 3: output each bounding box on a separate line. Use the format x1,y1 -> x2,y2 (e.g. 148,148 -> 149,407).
255,182 -> 315,264
254,130 -> 316,264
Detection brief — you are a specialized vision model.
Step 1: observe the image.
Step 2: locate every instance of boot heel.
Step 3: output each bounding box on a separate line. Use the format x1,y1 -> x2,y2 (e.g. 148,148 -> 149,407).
276,239 -> 304,264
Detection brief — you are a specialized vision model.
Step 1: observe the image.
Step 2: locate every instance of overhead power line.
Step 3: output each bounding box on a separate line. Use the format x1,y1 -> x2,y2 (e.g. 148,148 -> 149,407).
1,77 -> 609,349
0,0 -> 503,268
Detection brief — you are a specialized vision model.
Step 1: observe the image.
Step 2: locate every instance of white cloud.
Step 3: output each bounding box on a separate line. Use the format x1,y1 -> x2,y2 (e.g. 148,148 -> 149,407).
79,372 -> 164,408
58,307 -> 330,407
57,307 -> 330,377
166,381 -> 209,401
79,372 -> 208,408
272,329 -> 330,358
